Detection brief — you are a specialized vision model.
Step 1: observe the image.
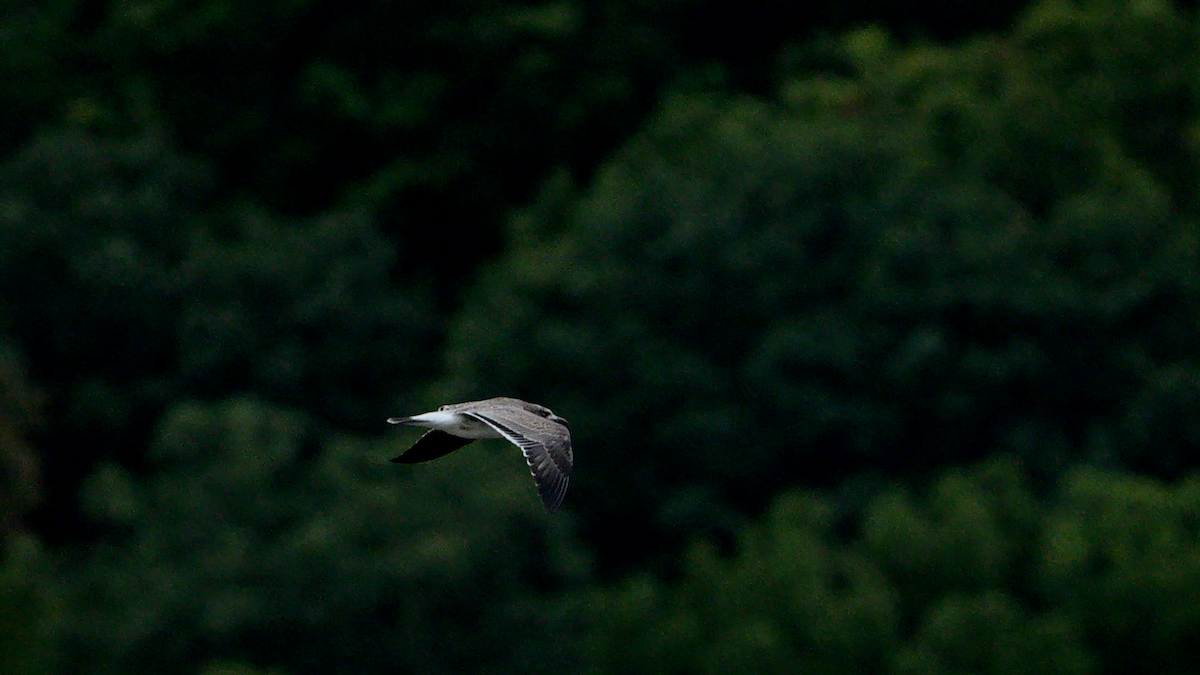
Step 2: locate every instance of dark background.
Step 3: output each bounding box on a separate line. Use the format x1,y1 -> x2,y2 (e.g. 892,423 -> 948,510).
4,1 -> 1200,674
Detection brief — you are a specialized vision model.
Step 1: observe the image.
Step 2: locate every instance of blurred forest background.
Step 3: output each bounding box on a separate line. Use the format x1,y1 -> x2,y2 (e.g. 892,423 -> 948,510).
4,0 -> 1200,673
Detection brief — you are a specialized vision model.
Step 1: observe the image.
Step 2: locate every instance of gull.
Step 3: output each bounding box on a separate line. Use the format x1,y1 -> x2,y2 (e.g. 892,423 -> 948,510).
387,397 -> 573,513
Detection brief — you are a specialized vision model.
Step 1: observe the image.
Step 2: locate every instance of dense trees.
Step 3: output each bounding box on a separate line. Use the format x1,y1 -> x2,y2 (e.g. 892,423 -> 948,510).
0,0 -> 1033,295
0,132 -> 440,552
0,536 -> 58,675
441,5 -> 1200,573
3,0 -> 1200,674
62,397 -> 587,675
586,458 -> 1200,675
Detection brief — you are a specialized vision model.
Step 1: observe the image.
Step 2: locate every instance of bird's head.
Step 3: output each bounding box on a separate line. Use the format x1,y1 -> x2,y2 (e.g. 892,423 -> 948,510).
528,402 -> 569,427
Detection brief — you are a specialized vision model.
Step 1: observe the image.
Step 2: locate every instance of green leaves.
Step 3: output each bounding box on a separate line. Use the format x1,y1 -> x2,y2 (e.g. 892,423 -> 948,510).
0,132 -> 437,459
893,591 -> 1091,675
437,0 -> 1200,578
0,536 -> 59,675
1041,469 -> 1200,674
68,397 -> 589,675
6,1 -> 1200,674
586,458 -> 1200,675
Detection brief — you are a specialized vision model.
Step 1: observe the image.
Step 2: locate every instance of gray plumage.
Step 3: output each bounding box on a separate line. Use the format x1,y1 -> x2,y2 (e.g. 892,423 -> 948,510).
387,397 -> 573,513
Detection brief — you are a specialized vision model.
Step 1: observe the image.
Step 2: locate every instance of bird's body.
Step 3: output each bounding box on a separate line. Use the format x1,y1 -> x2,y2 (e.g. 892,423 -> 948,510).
387,397 -> 573,512
397,409 -> 504,439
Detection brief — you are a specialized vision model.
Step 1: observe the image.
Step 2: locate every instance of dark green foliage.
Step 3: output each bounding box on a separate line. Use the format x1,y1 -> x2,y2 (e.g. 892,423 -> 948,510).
1040,468 -> 1200,675
0,340 -> 42,532
0,536 -> 58,675
172,213 -> 433,429
587,490 -> 900,675
0,0 -> 682,293
0,132 -> 435,477
439,2 -> 1200,574
65,397 -> 589,675
0,0 -> 1033,299
4,0 -> 1200,674
199,664 -> 286,675
586,457 -> 1200,675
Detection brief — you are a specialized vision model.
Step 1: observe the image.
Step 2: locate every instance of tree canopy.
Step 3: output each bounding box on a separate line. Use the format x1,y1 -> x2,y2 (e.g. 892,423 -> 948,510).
3,0 -> 1200,674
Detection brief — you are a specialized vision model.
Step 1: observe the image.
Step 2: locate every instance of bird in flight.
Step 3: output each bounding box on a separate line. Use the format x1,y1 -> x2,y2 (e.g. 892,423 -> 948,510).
387,397 -> 573,513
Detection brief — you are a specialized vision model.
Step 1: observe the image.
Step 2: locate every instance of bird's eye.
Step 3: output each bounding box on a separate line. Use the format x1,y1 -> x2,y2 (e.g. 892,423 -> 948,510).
438,405 -> 450,411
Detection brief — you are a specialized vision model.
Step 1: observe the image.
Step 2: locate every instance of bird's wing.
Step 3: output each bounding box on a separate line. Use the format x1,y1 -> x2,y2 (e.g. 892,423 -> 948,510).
462,409 -> 573,513
390,429 -> 475,464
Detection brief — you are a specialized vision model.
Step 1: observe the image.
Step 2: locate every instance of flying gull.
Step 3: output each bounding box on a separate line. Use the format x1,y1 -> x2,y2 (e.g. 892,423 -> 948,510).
387,397 -> 573,513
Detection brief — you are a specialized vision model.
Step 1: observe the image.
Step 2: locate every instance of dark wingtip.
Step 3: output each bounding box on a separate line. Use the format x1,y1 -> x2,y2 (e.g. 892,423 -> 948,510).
387,431 -> 475,464
390,450 -> 433,464
539,476 -> 569,513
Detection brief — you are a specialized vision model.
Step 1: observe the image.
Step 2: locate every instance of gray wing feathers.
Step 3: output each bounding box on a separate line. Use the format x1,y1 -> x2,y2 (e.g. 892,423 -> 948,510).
463,410 -> 573,513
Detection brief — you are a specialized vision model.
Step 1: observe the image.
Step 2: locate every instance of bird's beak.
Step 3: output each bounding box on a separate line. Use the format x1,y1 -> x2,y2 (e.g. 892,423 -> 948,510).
550,414 -> 569,427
